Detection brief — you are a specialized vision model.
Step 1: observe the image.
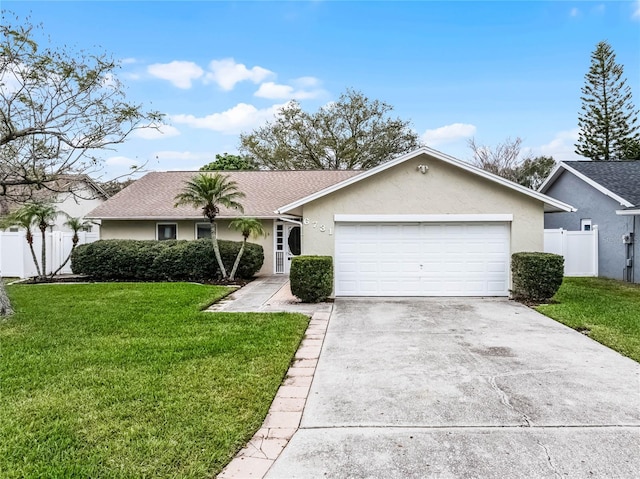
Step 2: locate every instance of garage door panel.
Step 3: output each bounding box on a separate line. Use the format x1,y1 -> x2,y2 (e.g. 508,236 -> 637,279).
335,222 -> 510,296
487,261 -> 507,273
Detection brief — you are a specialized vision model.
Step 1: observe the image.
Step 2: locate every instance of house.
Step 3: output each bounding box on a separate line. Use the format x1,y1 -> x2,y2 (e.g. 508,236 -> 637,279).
1,175 -> 109,233
87,147 -> 573,296
539,161 -> 640,283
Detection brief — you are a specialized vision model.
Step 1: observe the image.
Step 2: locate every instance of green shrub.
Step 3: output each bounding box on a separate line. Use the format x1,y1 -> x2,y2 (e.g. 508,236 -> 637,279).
290,256 -> 333,303
71,239 -> 263,281
511,252 -> 564,302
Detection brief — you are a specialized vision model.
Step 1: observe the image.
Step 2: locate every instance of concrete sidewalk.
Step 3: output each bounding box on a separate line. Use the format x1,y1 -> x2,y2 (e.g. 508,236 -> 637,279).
208,275 -> 327,315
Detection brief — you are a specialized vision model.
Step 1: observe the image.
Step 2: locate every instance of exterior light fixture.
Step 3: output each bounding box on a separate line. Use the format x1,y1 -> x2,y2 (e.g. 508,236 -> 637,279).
417,164 -> 429,174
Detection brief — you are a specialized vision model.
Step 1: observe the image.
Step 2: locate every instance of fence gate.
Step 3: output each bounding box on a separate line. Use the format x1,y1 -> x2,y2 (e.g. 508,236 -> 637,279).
544,227 -> 598,277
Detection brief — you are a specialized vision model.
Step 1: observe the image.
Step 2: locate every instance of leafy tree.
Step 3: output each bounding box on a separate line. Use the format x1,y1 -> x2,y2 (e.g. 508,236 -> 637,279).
620,138 -> 640,161
0,12 -> 162,204
513,156 -> 556,190
50,216 -> 95,277
228,218 -> 266,281
575,41 -> 640,161
0,12 -> 159,314
174,173 -> 245,280
99,178 -> 135,196
468,137 -> 555,189
200,153 -> 258,171
239,89 -> 421,170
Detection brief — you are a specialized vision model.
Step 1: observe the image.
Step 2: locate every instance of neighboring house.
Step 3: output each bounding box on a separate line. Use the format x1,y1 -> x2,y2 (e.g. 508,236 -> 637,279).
87,147 -> 573,297
539,161 -> 640,283
1,175 -> 109,233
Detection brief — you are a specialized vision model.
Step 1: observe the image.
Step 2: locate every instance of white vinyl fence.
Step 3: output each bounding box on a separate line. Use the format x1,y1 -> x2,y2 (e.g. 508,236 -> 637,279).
0,231 -> 99,279
544,227 -> 598,277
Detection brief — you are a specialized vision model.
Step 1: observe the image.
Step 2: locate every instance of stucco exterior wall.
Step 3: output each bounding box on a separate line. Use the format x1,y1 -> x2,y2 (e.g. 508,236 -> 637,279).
300,153 -> 544,259
100,219 -> 275,275
544,171 -> 638,282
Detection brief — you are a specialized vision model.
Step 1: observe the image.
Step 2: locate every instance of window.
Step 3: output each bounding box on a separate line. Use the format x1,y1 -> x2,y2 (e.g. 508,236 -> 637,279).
157,223 -> 177,241
196,223 -> 215,239
581,219 -> 592,231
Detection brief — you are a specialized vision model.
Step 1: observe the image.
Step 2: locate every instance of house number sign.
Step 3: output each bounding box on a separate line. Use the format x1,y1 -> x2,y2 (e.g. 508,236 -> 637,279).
303,218 -> 333,235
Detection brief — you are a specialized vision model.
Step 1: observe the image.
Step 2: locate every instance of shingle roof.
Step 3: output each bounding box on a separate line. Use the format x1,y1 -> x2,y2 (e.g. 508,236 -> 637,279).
567,161 -> 640,206
87,170 -> 363,219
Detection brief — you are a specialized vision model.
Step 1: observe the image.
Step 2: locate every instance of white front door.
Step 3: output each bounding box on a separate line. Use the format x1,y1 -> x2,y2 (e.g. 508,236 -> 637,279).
274,223 -> 302,274
334,222 -> 510,296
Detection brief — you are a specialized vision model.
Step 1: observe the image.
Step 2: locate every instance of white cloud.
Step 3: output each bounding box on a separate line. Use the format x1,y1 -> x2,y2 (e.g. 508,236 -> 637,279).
147,61 -> 204,89
121,57 -> 138,65
530,129 -> 582,161
570,7 -> 580,17
633,1 -> 640,20
254,81 -> 325,100
292,76 -> 321,88
133,124 -> 181,140
422,123 -> 477,146
171,102 -> 288,135
105,156 -> 139,167
205,58 -> 273,91
0,69 -> 22,94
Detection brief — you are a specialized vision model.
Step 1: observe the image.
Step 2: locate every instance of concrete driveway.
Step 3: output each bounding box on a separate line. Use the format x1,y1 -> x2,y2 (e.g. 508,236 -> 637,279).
267,298 -> 640,478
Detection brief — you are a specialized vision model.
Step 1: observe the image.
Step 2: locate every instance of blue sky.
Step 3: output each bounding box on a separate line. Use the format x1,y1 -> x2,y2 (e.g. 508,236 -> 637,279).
5,1 -> 640,179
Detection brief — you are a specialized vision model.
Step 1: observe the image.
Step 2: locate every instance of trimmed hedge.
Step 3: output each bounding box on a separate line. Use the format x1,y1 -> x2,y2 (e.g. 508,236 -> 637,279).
511,252 -> 564,302
290,256 -> 333,303
71,239 -> 264,281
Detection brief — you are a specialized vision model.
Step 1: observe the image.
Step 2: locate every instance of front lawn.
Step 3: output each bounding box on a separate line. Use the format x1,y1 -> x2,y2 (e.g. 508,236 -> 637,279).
0,283 -> 309,478
536,277 -> 640,362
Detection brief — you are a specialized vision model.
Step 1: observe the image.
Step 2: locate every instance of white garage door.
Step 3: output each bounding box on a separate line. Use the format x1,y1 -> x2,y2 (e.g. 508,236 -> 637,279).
335,222 -> 510,296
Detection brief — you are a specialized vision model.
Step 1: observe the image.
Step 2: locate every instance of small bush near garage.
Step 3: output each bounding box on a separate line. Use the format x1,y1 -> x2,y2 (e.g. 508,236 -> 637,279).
290,255 -> 333,303
71,239 -> 263,281
511,252 -> 564,302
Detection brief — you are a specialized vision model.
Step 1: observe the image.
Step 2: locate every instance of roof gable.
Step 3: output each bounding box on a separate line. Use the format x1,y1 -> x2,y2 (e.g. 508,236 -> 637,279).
87,170 -> 362,219
277,147 -> 575,214
539,161 -> 640,207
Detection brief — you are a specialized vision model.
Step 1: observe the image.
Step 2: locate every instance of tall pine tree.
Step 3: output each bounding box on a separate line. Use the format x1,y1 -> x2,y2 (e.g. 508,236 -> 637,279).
575,41 -> 639,161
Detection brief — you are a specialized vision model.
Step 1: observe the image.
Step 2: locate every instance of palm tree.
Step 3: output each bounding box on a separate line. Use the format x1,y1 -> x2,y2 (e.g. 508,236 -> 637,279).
2,205 -> 51,278
22,202 -> 59,279
228,218 -> 266,281
50,216 -> 95,277
174,173 -> 245,279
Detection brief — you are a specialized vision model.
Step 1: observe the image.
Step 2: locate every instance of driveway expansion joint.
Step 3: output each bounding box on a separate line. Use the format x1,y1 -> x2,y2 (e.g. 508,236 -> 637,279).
297,424 -> 640,430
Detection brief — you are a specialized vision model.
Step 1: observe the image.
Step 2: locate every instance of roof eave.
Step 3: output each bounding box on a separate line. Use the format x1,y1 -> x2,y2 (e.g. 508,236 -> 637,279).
86,214 -> 282,221
540,162 -> 633,207
616,208 -> 640,216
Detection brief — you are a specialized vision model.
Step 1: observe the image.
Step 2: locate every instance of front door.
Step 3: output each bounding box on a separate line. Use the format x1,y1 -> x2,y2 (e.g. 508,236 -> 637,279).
275,222 -> 301,274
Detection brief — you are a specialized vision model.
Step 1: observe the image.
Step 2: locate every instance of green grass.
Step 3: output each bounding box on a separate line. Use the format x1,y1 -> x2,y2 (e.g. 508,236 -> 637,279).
536,277 -> 640,362
0,283 -> 309,478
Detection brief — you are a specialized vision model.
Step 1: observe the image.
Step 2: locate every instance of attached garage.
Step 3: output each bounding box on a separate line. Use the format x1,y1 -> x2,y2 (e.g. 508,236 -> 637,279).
274,147 -> 575,298
334,216 -> 510,296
